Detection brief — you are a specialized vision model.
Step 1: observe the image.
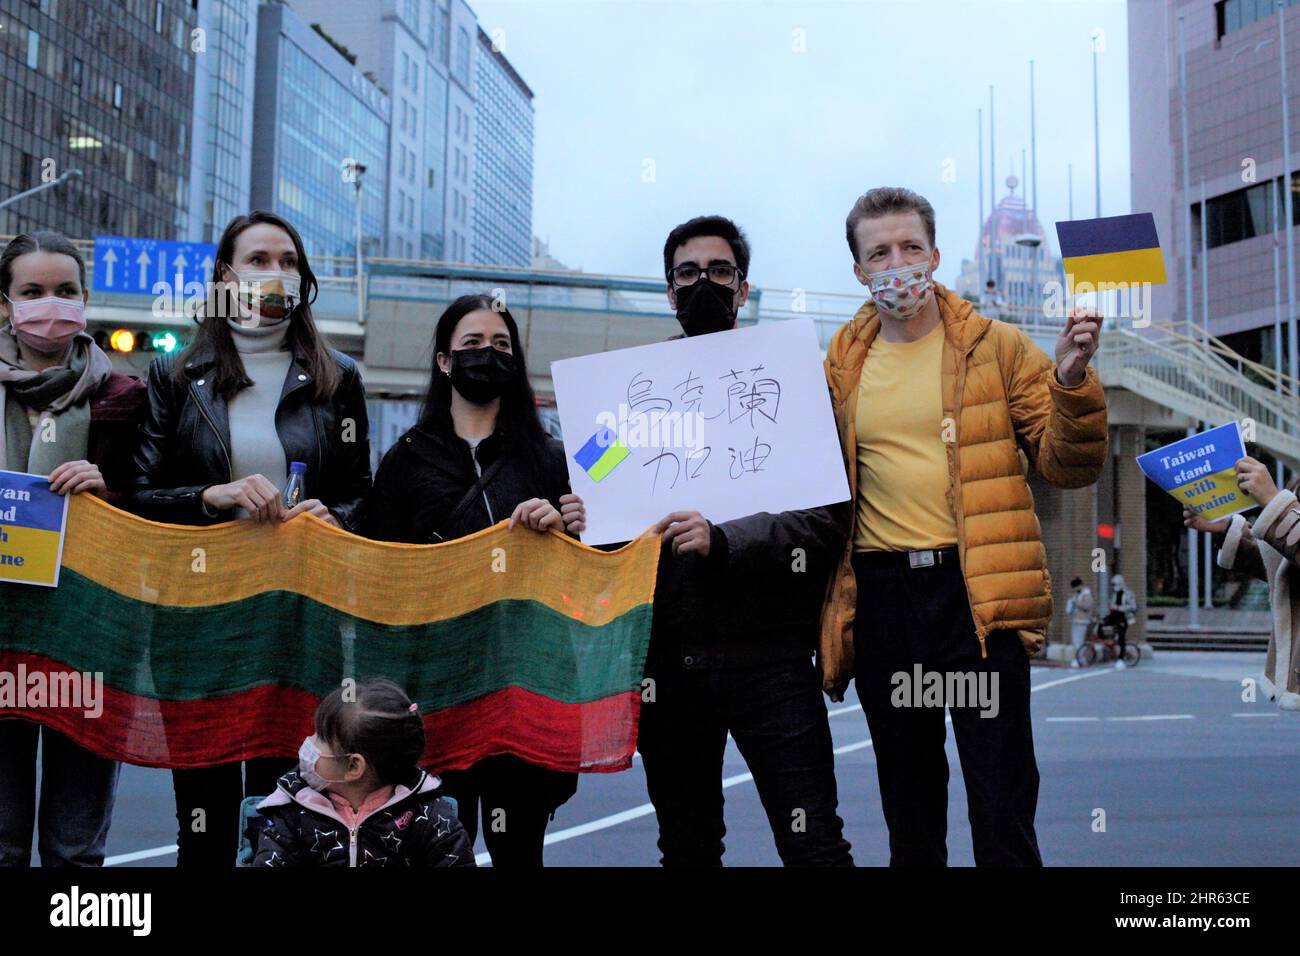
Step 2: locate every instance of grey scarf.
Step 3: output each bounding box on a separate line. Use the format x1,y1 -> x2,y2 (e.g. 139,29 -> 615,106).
0,327 -> 113,474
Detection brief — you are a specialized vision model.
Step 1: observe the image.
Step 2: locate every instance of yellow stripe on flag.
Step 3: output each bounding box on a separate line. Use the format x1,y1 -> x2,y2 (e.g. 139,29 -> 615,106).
60,494 -> 660,626
1063,246 -> 1167,287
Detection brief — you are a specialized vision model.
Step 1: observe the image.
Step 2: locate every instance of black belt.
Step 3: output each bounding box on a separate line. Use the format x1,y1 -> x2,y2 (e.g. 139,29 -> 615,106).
853,546 -> 959,570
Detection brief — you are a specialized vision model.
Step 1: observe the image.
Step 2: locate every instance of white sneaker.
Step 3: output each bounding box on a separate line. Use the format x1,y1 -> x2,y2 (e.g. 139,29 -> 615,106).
1070,660 -> 1080,668
1115,660 -> 1127,670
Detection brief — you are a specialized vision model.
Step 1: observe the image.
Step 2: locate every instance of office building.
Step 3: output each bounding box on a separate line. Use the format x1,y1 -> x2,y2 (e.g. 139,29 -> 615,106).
0,0 -> 198,239
250,2 -> 389,266
1129,0 -> 1300,365
186,0 -> 259,243
472,24 -> 533,267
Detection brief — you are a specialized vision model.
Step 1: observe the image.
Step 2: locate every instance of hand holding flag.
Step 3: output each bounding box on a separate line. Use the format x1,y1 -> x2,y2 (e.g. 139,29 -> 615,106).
1054,307 -> 1101,387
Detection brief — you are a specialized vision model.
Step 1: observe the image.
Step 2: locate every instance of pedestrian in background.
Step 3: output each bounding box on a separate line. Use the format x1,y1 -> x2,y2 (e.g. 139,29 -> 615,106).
1067,576 -> 1094,668
1106,574 -> 1137,669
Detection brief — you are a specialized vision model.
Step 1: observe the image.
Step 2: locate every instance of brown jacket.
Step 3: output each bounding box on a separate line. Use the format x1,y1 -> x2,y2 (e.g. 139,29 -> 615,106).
818,284 -> 1108,692
1217,488 -> 1300,709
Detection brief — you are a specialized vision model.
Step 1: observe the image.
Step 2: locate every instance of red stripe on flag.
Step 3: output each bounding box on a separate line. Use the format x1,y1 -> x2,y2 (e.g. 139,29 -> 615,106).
0,652 -> 641,773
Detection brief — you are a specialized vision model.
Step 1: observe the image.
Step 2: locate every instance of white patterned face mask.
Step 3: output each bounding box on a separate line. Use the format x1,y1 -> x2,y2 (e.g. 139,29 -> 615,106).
866,260 -> 934,320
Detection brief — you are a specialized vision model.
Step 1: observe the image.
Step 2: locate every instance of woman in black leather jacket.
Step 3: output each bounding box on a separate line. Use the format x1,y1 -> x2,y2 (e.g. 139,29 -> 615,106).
127,210 -> 372,867
361,293 -> 585,867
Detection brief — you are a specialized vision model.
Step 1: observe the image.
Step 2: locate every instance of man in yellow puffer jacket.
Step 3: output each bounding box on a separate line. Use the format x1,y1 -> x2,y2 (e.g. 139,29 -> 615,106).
823,187 -> 1108,866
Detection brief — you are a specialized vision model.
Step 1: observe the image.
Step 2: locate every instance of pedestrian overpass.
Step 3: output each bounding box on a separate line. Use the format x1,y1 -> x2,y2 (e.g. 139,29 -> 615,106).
52,243 -> 1300,468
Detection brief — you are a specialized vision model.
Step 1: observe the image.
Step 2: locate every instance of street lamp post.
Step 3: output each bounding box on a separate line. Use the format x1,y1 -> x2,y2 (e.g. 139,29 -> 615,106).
342,159 -> 367,326
0,168 -> 83,211
1030,58 -> 1039,323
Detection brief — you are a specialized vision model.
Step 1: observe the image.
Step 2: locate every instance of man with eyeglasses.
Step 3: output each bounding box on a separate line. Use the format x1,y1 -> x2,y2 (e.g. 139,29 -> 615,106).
637,215 -> 854,866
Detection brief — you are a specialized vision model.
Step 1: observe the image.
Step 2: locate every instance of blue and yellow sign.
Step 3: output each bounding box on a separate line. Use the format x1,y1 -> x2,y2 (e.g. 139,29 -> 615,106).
1136,422 -> 1254,521
0,470 -> 70,587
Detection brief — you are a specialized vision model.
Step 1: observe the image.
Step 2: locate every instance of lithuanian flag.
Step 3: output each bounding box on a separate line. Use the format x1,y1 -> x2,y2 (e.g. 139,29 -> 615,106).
0,494 -> 659,773
1055,212 -> 1168,288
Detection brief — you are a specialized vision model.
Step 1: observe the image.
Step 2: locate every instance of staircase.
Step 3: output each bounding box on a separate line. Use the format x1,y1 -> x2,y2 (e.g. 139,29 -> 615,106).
1091,318 -> 1300,466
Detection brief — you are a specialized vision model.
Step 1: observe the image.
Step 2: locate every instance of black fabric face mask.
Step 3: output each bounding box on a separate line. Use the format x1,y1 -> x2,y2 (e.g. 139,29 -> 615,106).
674,279 -> 738,336
448,345 -> 516,404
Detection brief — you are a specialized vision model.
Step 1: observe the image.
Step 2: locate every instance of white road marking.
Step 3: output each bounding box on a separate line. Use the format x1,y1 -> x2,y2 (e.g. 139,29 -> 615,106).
1104,714 -> 1194,722
105,844 -> 179,866
110,664 -> 1121,867
1231,712 -> 1281,718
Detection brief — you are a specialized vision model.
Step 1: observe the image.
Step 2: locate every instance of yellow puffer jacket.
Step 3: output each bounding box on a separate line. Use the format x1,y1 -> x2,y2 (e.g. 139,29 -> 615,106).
818,284 -> 1108,693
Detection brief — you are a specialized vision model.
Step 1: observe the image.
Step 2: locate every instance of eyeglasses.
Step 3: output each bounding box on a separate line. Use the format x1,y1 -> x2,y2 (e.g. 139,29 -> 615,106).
669,262 -> 742,288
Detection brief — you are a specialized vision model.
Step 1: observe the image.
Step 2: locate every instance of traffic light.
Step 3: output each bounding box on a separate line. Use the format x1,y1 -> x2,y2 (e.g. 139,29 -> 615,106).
108,329 -> 136,352
103,328 -> 186,354
150,331 -> 180,353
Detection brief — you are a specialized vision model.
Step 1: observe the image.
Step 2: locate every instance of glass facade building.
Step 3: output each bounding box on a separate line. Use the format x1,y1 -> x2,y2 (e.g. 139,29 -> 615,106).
251,3 -> 388,271
472,26 -> 533,267
0,0 -> 197,239
189,0 -> 258,242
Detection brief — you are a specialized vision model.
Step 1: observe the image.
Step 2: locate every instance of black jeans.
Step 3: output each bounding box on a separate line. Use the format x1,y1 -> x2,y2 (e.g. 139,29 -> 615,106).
172,758 -> 292,867
439,755 -> 573,868
852,552 -> 1042,866
1104,611 -> 1129,656
638,654 -> 853,866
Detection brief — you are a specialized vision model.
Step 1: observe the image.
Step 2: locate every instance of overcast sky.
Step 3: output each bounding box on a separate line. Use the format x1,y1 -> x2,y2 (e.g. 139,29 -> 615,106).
471,0 -> 1132,297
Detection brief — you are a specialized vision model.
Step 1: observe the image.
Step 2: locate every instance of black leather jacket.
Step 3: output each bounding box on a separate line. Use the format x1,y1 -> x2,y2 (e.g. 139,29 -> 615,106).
128,344 -> 372,529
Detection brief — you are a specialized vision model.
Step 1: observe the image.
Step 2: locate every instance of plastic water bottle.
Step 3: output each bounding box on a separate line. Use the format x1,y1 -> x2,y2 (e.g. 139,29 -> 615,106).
283,461 -> 307,510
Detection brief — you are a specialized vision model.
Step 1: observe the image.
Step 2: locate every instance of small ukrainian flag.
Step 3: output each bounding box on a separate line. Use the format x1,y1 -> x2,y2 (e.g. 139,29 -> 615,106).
574,426 -> 630,482
1055,212 -> 1167,288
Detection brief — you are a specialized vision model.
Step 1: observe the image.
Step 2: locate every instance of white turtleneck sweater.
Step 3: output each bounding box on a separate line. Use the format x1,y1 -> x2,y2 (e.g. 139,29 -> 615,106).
226,321 -> 292,516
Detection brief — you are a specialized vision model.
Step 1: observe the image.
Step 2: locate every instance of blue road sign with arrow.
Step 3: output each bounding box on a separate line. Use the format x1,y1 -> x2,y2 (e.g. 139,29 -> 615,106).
93,236 -> 217,296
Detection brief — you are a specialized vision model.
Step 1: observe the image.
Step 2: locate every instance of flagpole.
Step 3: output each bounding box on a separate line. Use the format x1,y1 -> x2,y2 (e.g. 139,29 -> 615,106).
1280,1 -> 1299,390
979,107 -> 985,297
1201,176 -> 1213,610
1178,14 -> 1199,629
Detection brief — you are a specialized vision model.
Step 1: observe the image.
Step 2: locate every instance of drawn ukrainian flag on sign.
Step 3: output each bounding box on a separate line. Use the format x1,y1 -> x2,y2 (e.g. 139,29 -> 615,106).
574,426 -> 630,482
1135,422 -> 1254,521
0,470 -> 69,587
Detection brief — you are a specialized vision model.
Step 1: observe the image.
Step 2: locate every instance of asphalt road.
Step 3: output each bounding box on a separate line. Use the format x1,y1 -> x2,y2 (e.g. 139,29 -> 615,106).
42,651 -> 1300,867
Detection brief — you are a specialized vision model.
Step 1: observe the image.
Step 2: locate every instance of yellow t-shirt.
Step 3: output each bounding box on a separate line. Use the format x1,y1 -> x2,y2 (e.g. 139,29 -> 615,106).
853,322 -> 959,552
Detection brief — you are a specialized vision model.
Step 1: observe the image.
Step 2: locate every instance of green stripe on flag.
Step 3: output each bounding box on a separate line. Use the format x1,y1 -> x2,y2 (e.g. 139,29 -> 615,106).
0,569 -> 652,708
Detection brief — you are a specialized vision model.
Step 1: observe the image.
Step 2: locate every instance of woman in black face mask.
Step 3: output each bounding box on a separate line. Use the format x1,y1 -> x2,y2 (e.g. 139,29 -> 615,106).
360,293 -> 585,866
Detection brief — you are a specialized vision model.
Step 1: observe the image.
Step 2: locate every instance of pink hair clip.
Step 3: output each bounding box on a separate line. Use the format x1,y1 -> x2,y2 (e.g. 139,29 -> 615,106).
409,702 -> 419,714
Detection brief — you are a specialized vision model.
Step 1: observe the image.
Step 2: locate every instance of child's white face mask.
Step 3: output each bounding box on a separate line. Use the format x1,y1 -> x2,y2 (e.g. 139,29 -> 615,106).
298,736 -> 347,791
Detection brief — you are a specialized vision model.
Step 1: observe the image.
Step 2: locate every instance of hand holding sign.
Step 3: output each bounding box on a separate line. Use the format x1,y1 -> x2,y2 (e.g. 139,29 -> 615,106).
1235,456 -> 1280,508
1137,422 -> 1256,522
1182,507 -> 1230,535
1054,307 -> 1101,387
47,460 -> 106,496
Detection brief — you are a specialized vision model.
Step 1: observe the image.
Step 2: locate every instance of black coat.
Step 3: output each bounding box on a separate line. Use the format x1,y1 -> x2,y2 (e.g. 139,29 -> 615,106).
251,769 -> 475,867
360,418 -> 579,813
648,502 -> 850,671
360,420 -> 570,543
128,344 -> 372,530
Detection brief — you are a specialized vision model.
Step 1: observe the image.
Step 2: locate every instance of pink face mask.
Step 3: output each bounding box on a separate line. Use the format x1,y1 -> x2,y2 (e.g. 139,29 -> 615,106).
4,294 -> 87,354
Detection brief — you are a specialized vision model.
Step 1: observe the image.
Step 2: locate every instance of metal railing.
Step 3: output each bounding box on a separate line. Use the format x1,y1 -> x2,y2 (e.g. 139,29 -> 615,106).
10,234 -> 1297,459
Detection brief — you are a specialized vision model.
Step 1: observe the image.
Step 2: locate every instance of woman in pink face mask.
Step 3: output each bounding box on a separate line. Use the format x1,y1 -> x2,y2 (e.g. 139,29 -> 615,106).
0,231 -> 147,503
0,231 -> 146,868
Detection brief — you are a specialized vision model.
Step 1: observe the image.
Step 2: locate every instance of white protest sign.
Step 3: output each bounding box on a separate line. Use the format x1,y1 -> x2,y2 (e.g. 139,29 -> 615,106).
551,319 -> 849,546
